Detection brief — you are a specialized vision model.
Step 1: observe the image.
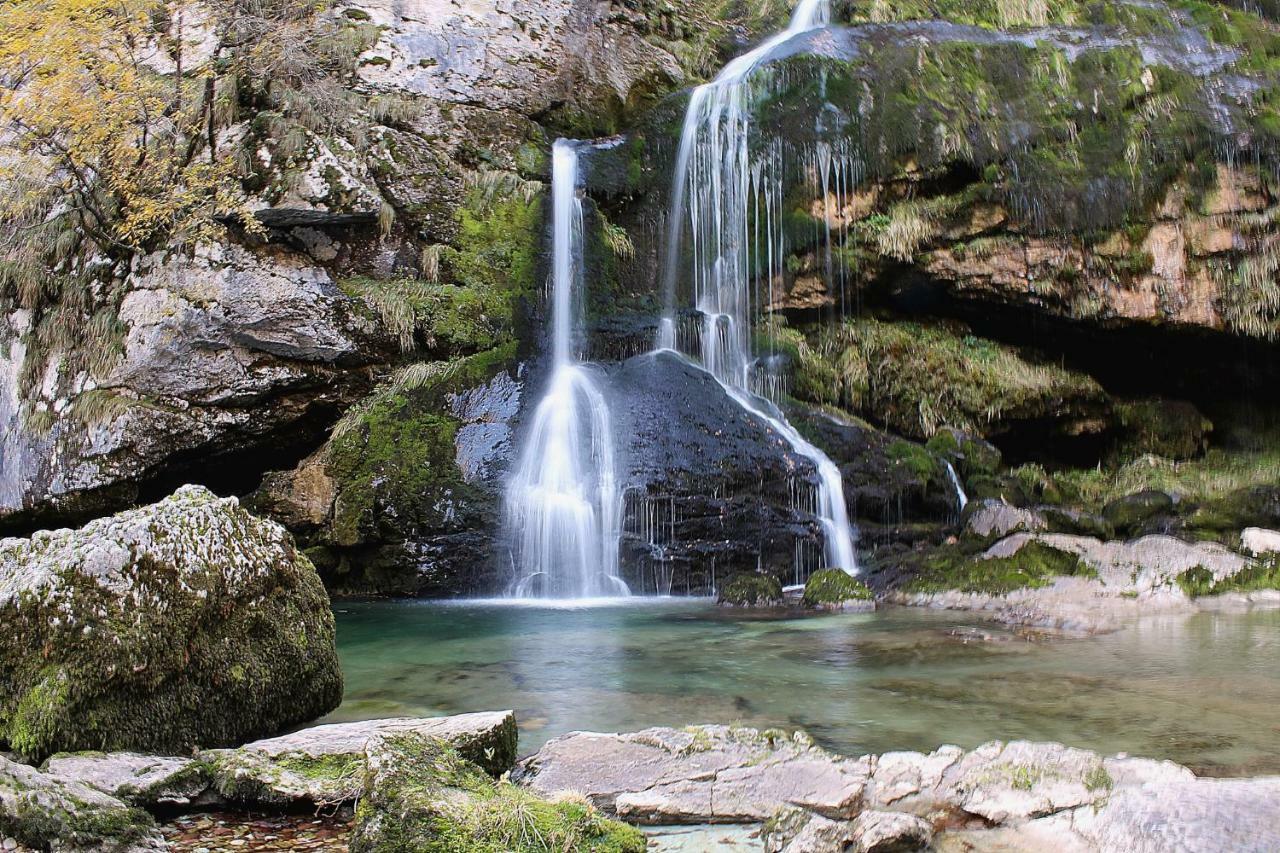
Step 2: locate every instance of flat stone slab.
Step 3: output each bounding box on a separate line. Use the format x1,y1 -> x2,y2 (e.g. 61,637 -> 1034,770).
516,726 -> 872,824
205,711 -> 516,806
41,752 -> 206,807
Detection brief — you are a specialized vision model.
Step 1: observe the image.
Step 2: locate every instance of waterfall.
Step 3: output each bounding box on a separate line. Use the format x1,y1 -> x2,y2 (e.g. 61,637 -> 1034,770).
944,461 -> 969,516
657,0 -> 860,574
505,140 -> 628,599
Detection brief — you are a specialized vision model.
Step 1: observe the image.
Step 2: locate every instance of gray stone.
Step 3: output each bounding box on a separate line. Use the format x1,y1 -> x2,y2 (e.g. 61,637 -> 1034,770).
848,810 -> 932,852
1241,526 -> 1280,556
41,752 -> 208,807
204,711 -> 517,806
0,754 -> 164,852
964,499 -> 1047,540
516,725 -> 871,824
0,243 -> 388,529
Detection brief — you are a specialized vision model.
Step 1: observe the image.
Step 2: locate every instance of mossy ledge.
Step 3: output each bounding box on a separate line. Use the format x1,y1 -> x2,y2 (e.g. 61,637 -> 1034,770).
905,541 -> 1098,594
0,485 -> 342,763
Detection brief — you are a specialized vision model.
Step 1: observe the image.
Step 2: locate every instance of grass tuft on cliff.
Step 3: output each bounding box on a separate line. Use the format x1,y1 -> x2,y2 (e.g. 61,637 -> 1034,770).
780,317 -> 1105,438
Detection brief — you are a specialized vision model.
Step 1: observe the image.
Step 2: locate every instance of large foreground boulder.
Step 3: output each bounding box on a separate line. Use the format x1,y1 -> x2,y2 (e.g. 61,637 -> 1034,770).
0,486 -> 341,762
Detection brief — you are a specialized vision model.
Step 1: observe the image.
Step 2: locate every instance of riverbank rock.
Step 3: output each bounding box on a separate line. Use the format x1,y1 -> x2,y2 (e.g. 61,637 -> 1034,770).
41,752 -> 209,809
891,532 -> 1264,632
350,731 -> 645,853
519,726 -> 1280,852
515,726 -> 872,823
0,754 -> 164,852
203,711 -> 517,806
0,486 -> 341,762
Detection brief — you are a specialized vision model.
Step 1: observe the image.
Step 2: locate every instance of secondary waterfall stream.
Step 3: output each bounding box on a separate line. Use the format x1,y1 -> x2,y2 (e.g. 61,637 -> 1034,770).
504,140 -> 627,599
658,0 -> 859,573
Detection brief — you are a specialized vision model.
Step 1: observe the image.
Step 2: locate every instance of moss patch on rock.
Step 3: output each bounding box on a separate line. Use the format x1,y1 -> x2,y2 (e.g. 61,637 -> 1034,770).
802,569 -> 873,607
785,318 -> 1106,439
718,573 -> 784,606
350,735 -> 645,853
906,541 -> 1097,594
0,486 -> 341,763
1176,556 -> 1280,596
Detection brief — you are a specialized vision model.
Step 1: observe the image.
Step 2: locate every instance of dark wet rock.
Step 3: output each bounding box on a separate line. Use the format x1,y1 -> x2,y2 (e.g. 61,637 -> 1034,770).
926,428 -> 1003,481
252,351 -> 521,598
0,754 -> 164,852
1037,506 -> 1114,540
792,409 -> 956,532
1113,399 -> 1213,461
0,486 -> 340,762
1102,490 -> 1176,532
611,351 -> 831,594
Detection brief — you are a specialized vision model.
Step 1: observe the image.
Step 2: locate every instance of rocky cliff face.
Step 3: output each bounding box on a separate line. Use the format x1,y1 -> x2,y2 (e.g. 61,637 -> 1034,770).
5,0 -> 1280,596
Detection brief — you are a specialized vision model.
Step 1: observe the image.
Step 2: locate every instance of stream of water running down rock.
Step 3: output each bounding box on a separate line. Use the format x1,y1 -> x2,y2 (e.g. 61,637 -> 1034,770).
504,141 -> 627,599
657,0 -> 859,573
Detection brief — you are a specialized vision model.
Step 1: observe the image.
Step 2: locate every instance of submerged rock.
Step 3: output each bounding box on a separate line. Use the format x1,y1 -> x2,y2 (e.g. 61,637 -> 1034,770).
0,486 -> 341,762
0,754 -> 164,852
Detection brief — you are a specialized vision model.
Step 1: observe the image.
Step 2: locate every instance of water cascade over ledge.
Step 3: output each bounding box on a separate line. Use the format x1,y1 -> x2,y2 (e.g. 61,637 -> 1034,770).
658,0 -> 859,573
504,140 -> 628,599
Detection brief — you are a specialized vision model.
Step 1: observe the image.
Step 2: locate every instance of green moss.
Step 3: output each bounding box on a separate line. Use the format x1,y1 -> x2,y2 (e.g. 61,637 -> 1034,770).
718,573 -> 783,606
791,317 -> 1105,439
0,492 -> 341,763
906,541 -> 1096,594
1176,557 -> 1280,597
802,569 -> 873,606
351,736 -> 645,853
887,440 -> 943,484
1084,764 -> 1114,791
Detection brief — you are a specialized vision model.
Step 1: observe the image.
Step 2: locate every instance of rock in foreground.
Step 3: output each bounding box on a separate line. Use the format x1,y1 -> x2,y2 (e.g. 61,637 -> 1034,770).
0,485 -> 341,762
351,731 -> 645,852
517,725 -> 1280,852
0,754 -> 164,852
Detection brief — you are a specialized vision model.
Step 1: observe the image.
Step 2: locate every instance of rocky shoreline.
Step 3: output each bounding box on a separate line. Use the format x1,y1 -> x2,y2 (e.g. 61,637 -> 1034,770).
4,713 -> 1278,852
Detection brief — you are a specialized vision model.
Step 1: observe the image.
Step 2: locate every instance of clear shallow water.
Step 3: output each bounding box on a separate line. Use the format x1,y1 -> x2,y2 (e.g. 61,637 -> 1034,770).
323,599 -> 1280,776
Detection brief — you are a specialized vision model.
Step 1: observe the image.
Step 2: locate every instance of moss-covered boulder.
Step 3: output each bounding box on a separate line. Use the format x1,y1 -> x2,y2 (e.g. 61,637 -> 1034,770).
0,485 -> 341,763
350,733 -> 645,853
0,754 -> 164,851
1102,490 -> 1176,532
801,569 -> 875,610
718,573 -> 784,607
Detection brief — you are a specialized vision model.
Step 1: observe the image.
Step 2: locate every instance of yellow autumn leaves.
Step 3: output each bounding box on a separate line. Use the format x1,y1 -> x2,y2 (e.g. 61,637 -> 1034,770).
0,0 -> 250,255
